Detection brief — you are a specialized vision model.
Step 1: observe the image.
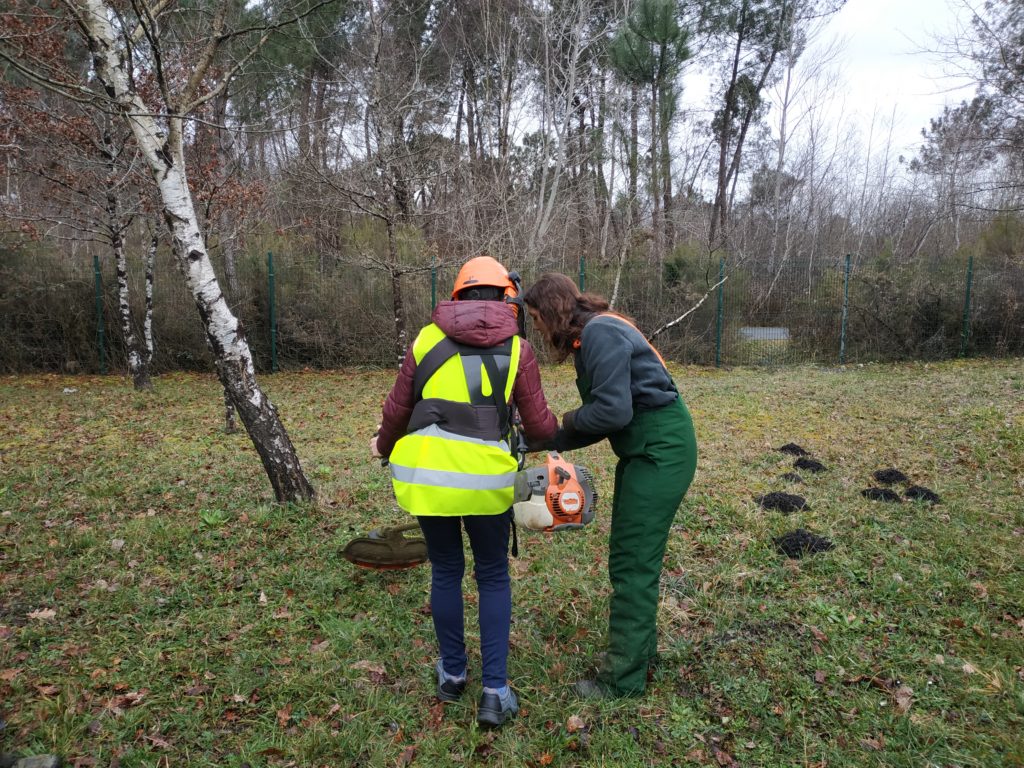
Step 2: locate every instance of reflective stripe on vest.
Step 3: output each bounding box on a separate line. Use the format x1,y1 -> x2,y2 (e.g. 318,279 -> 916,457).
389,325 -> 521,516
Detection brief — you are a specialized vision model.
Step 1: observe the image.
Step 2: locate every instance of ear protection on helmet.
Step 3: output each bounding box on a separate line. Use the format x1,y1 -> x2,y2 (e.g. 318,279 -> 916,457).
506,270 -> 525,333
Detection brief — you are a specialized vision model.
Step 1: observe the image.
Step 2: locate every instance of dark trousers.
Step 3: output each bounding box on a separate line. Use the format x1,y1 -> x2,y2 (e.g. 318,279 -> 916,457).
417,512 -> 512,689
600,397 -> 698,695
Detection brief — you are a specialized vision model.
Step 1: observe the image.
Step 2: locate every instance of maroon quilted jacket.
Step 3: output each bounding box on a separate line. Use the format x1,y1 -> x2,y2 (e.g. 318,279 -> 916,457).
376,300 -> 557,457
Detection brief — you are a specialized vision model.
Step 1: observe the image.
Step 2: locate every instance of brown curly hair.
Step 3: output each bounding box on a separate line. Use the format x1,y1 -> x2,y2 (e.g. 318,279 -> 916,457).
522,273 -> 611,362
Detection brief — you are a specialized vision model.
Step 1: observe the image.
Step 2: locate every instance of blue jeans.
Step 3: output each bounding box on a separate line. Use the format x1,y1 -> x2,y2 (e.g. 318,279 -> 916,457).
417,512 -> 512,689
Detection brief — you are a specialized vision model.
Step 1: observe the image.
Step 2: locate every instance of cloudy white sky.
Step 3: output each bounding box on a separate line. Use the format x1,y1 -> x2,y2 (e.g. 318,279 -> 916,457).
803,0 -> 976,155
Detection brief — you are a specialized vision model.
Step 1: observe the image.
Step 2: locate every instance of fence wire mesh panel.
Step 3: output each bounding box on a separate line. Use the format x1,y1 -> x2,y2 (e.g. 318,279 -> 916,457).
2,243 -> 1022,374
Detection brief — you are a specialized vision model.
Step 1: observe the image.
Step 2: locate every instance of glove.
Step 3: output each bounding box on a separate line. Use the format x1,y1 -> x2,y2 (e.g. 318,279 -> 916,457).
521,435 -> 556,452
553,409 -> 604,452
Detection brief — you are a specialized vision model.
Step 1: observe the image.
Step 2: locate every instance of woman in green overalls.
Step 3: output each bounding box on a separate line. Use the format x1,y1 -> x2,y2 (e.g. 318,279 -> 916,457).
522,273 -> 698,698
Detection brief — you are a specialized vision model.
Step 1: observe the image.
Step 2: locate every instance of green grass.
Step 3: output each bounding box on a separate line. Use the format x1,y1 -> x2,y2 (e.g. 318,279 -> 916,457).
1,361 -> 1023,767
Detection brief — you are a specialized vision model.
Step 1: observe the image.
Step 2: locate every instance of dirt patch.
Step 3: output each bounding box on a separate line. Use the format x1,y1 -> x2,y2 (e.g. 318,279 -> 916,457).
873,468 -> 909,485
755,492 -> 808,513
773,529 -> 835,558
777,443 -> 809,456
781,472 -> 804,484
794,457 -> 826,473
905,485 -> 942,504
861,487 -> 902,503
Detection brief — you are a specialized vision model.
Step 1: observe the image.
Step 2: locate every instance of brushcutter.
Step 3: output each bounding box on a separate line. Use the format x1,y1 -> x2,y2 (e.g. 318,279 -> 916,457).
512,452 -> 598,532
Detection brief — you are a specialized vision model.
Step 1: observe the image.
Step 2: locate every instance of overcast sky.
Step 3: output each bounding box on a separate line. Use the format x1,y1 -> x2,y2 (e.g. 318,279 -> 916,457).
808,0 -> 976,155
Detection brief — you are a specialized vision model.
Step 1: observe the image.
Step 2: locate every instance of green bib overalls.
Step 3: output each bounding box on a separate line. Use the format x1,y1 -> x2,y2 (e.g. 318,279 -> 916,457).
576,372 -> 698,695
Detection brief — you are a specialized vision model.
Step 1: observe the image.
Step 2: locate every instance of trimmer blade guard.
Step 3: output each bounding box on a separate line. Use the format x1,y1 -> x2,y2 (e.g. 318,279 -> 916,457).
341,523 -> 428,570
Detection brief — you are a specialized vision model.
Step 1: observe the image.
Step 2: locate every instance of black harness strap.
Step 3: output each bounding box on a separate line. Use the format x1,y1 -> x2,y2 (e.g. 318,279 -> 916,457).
412,336 -> 514,441
478,339 -> 513,439
412,337 -> 460,403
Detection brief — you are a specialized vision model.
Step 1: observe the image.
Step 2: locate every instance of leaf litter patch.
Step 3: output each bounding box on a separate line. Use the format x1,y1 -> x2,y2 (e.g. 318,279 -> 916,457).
794,457 -> 826,473
861,487 -> 902,503
777,443 -> 809,456
873,468 -> 909,485
905,485 -> 942,504
773,529 -> 835,559
755,492 -> 808,513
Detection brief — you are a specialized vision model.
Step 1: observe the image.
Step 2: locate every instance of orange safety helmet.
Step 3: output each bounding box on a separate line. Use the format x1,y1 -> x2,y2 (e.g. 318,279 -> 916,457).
451,255 -> 520,309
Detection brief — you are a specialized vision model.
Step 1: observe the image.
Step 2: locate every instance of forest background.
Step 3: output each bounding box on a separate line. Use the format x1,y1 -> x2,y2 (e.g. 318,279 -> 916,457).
2,0 -> 1023,380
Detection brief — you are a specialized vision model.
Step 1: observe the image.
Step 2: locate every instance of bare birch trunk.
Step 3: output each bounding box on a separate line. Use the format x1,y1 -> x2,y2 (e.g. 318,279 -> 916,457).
144,232 -> 155,366
80,0 -> 313,502
104,138 -> 151,391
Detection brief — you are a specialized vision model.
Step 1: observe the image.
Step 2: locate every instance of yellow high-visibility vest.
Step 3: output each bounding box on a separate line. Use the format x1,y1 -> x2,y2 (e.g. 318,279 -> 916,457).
389,323 -> 521,516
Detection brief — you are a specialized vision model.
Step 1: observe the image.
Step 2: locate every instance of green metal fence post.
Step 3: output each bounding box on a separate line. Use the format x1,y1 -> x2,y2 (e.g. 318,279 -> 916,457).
715,257 -> 724,368
94,254 -> 107,374
578,254 -> 586,292
839,253 -> 851,364
268,251 -> 278,373
431,254 -> 437,310
960,253 -> 974,357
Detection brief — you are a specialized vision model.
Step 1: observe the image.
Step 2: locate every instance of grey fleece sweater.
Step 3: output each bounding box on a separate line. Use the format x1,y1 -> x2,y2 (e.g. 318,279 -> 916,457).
570,315 -> 678,436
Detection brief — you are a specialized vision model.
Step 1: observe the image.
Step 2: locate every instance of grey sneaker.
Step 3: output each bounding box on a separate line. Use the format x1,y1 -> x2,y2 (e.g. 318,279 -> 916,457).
435,659 -> 466,702
477,686 -> 519,728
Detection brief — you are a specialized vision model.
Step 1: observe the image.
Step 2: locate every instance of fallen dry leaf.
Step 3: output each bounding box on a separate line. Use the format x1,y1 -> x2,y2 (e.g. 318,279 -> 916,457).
894,685 -> 913,714
310,639 -> 330,653
276,704 -> 293,728
860,734 -> 885,751
350,659 -> 386,683
0,668 -> 21,682
809,625 -> 829,643
27,608 -> 56,621
258,591 -> 268,605
566,714 -> 585,733
962,662 -> 978,675
398,746 -> 416,766
814,670 -> 827,684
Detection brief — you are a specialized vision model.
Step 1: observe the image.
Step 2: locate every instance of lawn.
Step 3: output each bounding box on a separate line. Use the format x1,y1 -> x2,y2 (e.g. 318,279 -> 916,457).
1,360 -> 1022,767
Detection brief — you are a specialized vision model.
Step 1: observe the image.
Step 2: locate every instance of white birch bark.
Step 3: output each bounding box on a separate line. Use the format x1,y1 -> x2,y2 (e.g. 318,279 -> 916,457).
77,0 -> 313,501
144,231 -> 155,365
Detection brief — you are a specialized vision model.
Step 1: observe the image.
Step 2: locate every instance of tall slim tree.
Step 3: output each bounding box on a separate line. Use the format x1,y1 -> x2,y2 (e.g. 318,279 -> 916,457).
609,0 -> 691,261
0,0 -> 320,500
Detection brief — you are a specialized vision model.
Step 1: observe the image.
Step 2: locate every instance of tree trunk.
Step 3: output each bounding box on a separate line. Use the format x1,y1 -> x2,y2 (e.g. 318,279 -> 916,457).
103,130 -> 151,391
628,83 -> 640,228
386,218 -> 407,365
224,387 -> 238,434
113,231 -> 152,391
660,82 -> 674,255
81,0 -> 314,502
649,83 -> 663,267
144,231 -> 155,366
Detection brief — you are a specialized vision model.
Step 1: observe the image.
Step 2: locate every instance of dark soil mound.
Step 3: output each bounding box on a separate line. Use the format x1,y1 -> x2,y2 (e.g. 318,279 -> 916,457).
861,487 -> 902,503
755,492 -> 808,513
794,457 -> 826,473
781,472 -> 804,484
873,468 -> 909,485
773,529 -> 835,559
777,443 -> 810,456
905,485 -> 942,504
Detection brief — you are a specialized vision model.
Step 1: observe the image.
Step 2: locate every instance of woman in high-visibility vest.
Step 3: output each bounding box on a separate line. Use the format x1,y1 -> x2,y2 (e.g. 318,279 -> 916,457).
522,273 -> 698,698
372,256 -> 557,727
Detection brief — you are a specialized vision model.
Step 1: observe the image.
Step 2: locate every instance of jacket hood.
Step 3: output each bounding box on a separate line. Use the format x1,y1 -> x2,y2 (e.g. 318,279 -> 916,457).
432,300 -> 518,347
